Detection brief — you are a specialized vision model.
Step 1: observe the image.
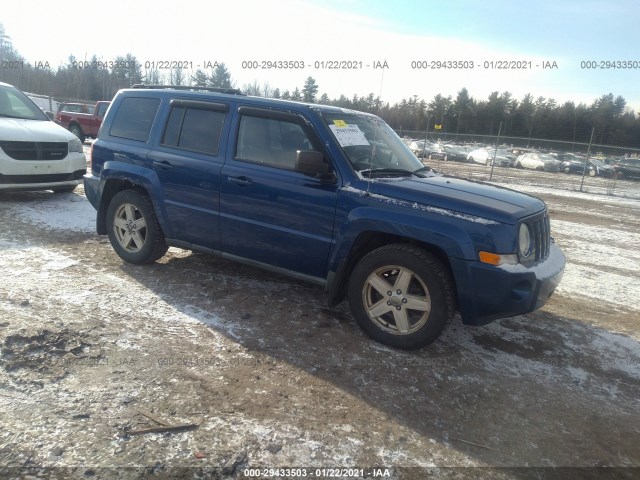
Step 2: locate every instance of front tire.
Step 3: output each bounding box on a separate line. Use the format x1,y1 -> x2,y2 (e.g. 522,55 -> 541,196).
347,244 -> 455,349
106,190 -> 168,264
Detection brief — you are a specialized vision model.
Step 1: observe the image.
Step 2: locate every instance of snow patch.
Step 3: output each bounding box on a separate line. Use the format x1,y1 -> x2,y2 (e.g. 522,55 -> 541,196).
11,195 -> 95,233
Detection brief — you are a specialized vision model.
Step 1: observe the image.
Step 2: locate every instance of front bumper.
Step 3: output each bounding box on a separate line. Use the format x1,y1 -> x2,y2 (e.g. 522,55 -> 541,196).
83,173 -> 100,209
451,243 -> 566,325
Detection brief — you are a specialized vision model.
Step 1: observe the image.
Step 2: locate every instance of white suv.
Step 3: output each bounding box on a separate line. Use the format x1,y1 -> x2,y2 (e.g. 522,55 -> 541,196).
0,82 -> 86,192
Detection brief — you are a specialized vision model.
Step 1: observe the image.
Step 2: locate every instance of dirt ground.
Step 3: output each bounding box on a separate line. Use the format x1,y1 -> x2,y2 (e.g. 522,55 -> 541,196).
0,179 -> 639,479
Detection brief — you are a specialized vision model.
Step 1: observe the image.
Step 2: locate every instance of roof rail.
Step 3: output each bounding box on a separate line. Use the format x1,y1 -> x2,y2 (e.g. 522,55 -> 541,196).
131,84 -> 243,95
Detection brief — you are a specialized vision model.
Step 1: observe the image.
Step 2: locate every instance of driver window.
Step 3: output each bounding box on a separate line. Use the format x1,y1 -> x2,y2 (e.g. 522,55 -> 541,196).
236,115 -> 312,170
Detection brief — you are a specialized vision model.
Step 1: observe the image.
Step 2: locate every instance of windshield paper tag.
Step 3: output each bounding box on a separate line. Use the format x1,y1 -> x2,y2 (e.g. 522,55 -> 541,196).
329,124 -> 370,147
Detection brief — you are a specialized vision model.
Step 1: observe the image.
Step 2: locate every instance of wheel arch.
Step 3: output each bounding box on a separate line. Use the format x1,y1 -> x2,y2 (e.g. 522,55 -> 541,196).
96,179 -> 154,235
326,231 -> 457,309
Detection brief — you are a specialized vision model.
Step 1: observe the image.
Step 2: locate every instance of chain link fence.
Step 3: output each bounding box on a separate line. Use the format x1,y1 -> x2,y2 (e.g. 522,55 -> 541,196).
397,128 -> 640,199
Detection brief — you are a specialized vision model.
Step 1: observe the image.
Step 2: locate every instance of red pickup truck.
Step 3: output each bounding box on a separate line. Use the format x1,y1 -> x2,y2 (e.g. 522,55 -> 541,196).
55,101 -> 111,143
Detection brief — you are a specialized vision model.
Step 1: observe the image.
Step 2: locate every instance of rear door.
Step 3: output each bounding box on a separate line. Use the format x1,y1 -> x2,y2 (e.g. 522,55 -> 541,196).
147,98 -> 231,250
219,107 -> 339,280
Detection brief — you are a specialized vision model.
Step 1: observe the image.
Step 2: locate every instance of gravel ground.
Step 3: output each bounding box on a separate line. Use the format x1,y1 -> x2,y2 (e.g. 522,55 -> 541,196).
0,177 -> 638,479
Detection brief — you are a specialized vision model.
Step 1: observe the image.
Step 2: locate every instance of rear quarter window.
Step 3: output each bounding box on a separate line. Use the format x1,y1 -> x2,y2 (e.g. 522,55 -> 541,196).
161,106 -> 226,155
109,97 -> 161,142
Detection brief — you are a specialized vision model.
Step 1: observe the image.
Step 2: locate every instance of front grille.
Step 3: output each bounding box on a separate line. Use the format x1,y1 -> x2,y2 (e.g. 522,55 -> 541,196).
0,141 -> 68,160
525,212 -> 551,263
0,169 -> 85,184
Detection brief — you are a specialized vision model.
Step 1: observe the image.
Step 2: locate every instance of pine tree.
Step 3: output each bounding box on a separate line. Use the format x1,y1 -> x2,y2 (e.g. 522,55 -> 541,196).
210,63 -> 233,88
302,76 -> 318,103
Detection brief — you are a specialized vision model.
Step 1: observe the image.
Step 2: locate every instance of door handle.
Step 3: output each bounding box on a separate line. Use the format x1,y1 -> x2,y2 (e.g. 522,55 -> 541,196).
227,176 -> 253,186
153,160 -> 175,170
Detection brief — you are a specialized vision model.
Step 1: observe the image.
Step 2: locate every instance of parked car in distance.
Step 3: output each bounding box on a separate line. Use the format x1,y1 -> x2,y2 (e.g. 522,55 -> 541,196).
515,152 -> 561,172
612,158 -> 640,180
467,147 -> 494,165
441,144 -> 470,162
55,100 -> 111,143
84,84 -> 565,350
561,157 -> 614,177
0,82 -> 86,192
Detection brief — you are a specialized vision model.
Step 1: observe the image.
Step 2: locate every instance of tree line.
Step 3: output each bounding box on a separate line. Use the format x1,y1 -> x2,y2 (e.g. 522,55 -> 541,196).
1,23 -> 638,149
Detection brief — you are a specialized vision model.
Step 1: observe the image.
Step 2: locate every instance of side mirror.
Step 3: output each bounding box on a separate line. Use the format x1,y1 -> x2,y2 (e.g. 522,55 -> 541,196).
45,111 -> 55,121
296,150 -> 333,179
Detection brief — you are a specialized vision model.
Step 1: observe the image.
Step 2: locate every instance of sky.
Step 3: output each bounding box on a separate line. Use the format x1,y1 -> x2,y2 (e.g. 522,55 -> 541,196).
2,0 -> 639,110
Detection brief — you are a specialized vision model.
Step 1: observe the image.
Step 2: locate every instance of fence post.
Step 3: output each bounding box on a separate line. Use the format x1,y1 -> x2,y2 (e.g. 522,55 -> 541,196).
489,121 -> 502,181
579,126 -> 595,192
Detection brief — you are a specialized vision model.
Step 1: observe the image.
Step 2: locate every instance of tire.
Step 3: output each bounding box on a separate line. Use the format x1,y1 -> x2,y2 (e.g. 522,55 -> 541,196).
69,124 -> 85,143
106,190 -> 168,264
563,167 -> 570,174
52,185 -> 77,193
589,169 -> 596,177
347,244 -> 455,349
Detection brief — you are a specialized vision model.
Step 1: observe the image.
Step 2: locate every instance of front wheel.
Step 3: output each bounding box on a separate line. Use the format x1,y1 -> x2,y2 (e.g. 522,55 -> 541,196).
106,190 -> 168,264
347,244 -> 455,349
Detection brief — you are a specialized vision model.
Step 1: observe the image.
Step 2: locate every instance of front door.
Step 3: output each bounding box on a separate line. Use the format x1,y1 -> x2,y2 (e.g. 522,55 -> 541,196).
219,108 -> 339,280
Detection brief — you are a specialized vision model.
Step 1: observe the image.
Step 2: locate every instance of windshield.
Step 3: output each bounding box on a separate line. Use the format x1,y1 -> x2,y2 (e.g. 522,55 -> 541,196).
322,112 -> 426,176
0,85 -> 49,121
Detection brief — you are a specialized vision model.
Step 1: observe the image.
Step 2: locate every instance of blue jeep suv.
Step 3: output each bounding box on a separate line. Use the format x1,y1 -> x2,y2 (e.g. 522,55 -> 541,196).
84,85 -> 565,349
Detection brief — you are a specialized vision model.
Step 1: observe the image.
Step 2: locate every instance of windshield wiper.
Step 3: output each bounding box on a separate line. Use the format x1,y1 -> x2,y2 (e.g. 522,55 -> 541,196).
413,166 -> 433,175
0,113 -> 27,119
359,168 -> 428,178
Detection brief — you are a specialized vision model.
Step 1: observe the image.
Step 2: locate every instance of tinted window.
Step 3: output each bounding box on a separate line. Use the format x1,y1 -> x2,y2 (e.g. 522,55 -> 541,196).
235,115 -> 312,169
161,106 -> 225,155
96,103 -> 109,117
110,97 -> 160,142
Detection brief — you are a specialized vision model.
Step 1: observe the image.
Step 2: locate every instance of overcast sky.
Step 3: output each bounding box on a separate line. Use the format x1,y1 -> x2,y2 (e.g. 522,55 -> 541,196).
3,0 -> 639,109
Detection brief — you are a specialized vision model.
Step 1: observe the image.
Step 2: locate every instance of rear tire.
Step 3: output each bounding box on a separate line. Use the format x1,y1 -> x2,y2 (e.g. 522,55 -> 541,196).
106,190 -> 168,264
347,244 -> 455,349
69,124 -> 85,143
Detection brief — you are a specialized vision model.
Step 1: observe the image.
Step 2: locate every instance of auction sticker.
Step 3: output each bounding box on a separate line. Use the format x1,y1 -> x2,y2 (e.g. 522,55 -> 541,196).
329,123 -> 370,147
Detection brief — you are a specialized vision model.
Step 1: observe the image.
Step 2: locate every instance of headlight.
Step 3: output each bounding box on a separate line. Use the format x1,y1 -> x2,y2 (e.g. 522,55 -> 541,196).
518,223 -> 532,259
69,138 -> 84,153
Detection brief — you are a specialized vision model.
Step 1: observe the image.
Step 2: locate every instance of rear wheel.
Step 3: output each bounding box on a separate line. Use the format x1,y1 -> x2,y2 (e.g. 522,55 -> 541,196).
347,244 -> 455,349
69,124 -> 85,143
106,190 -> 168,264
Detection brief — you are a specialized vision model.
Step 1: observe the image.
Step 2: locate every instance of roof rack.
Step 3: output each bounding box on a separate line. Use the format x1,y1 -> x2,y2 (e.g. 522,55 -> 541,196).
131,84 -> 243,95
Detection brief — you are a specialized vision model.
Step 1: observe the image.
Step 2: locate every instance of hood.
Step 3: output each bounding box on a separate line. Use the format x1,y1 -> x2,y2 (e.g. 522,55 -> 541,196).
361,175 -> 545,225
0,118 -> 76,142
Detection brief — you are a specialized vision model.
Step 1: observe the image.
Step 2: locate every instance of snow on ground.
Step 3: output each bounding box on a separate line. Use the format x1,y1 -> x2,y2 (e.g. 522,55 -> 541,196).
550,219 -> 640,310
497,182 -> 640,207
8,192 -> 95,233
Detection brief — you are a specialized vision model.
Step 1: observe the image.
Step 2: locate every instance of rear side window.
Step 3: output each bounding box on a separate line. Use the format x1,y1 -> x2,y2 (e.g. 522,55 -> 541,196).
109,97 -> 160,142
161,106 -> 226,156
